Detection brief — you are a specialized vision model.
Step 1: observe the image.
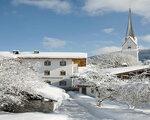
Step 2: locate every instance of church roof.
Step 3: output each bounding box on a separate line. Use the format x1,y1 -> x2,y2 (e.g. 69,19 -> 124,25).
126,8 -> 135,38
122,36 -> 137,47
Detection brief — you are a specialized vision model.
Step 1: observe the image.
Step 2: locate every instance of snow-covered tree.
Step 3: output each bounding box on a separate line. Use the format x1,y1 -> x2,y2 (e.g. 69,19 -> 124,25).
88,52 -> 141,69
76,53 -> 150,107
0,56 -> 47,111
117,76 -> 150,108
74,65 -> 123,107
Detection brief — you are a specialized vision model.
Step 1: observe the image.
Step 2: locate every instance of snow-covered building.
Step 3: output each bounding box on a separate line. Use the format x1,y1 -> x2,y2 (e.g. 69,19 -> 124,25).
78,65 -> 150,96
122,9 -> 139,61
122,9 -> 150,62
0,51 -> 87,90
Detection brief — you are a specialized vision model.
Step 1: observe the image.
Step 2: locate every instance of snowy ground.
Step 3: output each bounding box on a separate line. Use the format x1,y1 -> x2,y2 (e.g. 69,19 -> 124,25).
0,112 -> 68,120
55,97 -> 99,120
0,91 -> 150,120
67,91 -> 150,120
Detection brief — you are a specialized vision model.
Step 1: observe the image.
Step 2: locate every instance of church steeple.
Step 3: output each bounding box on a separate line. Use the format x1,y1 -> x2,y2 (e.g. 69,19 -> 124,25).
122,8 -> 139,61
126,8 -> 135,38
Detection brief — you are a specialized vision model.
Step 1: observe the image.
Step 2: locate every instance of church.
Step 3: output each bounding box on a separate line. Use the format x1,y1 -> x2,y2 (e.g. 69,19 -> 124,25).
122,9 -> 150,62
121,9 -> 139,61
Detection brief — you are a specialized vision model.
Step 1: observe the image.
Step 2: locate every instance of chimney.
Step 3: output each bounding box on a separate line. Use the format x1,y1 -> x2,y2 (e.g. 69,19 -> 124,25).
33,50 -> 39,54
12,50 -> 19,54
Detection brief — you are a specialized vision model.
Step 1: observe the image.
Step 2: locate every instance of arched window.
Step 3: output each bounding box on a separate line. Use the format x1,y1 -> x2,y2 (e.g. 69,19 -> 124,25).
44,60 -> 51,66
60,70 -> 66,76
60,60 -> 66,66
44,70 -> 50,76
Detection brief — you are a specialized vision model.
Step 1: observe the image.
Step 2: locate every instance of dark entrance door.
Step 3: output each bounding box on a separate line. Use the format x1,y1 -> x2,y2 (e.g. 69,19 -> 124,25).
82,87 -> 86,95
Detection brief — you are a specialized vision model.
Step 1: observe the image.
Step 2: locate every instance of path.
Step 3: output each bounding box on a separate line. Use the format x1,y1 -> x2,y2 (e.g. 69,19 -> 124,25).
55,97 -> 99,120
56,92 -> 150,120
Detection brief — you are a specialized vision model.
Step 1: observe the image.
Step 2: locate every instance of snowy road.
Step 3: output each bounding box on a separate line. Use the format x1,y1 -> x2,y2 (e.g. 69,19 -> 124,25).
55,97 -> 99,120
56,92 -> 150,120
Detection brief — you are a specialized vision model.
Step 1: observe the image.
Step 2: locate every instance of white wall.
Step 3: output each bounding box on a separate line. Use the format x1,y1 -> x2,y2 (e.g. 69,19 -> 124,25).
21,58 -> 79,89
122,37 -> 139,61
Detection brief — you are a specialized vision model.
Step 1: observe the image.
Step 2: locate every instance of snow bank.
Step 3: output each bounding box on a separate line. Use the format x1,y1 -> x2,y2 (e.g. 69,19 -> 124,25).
68,92 -> 150,120
0,112 -> 68,120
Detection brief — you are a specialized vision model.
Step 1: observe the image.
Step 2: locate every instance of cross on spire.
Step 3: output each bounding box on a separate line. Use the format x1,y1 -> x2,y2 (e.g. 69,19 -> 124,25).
126,8 -> 135,38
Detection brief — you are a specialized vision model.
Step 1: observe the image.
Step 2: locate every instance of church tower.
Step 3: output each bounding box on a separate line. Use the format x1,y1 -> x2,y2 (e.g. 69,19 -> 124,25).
122,8 -> 139,61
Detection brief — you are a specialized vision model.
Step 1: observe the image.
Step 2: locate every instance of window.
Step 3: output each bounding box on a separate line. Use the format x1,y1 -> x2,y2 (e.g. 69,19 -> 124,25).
59,80 -> 67,86
60,70 -> 66,76
60,60 -> 66,66
44,60 -> 51,66
44,70 -> 50,76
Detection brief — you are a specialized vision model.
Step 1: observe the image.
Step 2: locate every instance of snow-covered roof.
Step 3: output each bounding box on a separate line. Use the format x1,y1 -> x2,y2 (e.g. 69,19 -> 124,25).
101,65 -> 150,75
36,85 -> 69,102
0,51 -> 87,59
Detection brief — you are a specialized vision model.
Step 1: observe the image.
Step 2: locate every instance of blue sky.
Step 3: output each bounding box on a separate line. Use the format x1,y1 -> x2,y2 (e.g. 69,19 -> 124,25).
0,0 -> 150,55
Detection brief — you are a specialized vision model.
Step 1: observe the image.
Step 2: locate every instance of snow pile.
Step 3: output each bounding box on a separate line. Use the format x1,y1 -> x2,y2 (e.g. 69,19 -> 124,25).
0,112 -> 68,120
69,92 -> 150,120
0,56 -> 48,110
35,85 -> 69,110
36,85 -> 69,101
0,56 -> 69,112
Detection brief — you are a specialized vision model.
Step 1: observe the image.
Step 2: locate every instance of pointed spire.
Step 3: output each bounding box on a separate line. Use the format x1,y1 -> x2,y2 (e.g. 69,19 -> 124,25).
126,8 -> 135,38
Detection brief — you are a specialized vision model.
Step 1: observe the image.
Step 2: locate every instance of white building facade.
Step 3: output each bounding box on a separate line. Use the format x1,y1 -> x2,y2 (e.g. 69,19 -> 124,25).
0,51 -> 87,90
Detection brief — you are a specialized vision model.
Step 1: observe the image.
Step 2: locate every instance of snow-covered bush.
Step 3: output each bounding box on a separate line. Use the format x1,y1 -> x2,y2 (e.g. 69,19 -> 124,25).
74,65 -> 123,106
0,56 -> 47,112
88,52 -> 141,69
117,76 -> 150,108
75,64 -> 150,108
